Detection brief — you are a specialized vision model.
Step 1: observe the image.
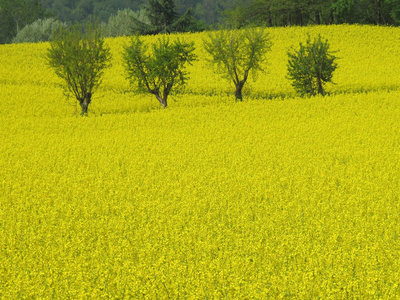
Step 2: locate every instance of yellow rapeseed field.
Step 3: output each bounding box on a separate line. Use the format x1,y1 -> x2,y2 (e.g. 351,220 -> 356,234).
1,25 -> 400,298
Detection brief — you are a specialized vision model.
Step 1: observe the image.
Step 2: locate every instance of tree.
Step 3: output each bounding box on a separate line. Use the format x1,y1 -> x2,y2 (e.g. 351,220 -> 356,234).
131,0 -> 204,35
12,18 -> 66,43
146,0 -> 178,29
203,27 -> 272,101
387,0 -> 400,24
46,22 -> 111,115
123,36 -> 196,109
287,34 -> 337,96
0,0 -> 47,43
222,0 -> 400,27
103,8 -> 148,37
38,0 -> 147,23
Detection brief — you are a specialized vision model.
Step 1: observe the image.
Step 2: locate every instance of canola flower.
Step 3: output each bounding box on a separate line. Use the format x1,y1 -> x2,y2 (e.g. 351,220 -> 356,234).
0,25 -> 400,298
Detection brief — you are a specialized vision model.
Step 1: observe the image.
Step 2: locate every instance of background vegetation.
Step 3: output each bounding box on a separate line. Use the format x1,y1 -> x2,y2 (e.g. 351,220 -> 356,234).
1,0 -> 400,43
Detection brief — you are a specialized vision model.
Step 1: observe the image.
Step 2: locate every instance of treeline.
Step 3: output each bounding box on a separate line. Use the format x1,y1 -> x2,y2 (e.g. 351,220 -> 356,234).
1,0 -> 400,44
0,0 -> 239,43
226,0 -> 400,28
36,0 -> 400,27
37,0 -> 236,24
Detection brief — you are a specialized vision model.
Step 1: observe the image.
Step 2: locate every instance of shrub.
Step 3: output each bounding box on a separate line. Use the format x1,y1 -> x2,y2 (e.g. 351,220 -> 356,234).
12,18 -> 66,44
104,8 -> 148,38
287,34 -> 338,96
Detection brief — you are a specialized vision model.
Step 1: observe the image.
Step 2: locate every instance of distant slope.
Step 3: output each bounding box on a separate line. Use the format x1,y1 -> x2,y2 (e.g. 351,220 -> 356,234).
1,24 -> 400,299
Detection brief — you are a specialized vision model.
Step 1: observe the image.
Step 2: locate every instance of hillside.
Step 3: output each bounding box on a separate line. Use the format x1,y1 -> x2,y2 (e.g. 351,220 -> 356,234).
1,25 -> 400,298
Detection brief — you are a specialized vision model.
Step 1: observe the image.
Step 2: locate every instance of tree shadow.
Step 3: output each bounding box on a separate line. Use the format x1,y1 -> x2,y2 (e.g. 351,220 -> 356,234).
327,84 -> 400,96
249,84 -> 400,101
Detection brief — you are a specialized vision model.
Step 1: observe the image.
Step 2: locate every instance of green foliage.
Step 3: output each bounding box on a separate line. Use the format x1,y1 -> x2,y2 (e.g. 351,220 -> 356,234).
386,0 -> 400,24
38,0 -> 146,23
46,22 -> 111,115
38,0 -> 228,26
12,18 -> 66,43
287,34 -> 337,96
203,27 -> 272,101
123,36 -> 196,108
103,8 -> 148,37
169,8 -> 206,33
146,0 -> 178,29
131,0 -> 205,35
0,0 -> 47,44
223,0 -> 400,27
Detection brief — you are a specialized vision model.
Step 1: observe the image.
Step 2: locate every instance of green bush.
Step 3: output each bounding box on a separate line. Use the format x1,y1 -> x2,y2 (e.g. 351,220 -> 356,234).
104,9 -> 148,38
287,34 -> 338,96
12,18 -> 66,44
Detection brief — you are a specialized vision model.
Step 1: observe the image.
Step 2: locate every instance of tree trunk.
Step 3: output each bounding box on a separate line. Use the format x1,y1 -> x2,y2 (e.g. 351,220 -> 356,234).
80,100 -> 89,116
376,0 -> 382,25
79,92 -> 91,116
315,10 -> 321,25
296,8 -> 303,26
235,83 -> 244,102
316,76 -> 324,95
329,9 -> 334,24
267,8 -> 272,27
155,94 -> 167,108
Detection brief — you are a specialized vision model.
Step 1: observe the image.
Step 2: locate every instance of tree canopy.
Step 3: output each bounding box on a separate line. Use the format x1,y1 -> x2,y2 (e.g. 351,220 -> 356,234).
123,35 -> 196,108
131,0 -> 204,35
0,0 -> 47,43
223,0 -> 400,28
35,0 -> 235,24
204,28 -> 272,101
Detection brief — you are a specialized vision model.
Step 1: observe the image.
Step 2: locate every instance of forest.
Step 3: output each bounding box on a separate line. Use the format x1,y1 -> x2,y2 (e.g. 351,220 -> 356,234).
1,0 -> 400,43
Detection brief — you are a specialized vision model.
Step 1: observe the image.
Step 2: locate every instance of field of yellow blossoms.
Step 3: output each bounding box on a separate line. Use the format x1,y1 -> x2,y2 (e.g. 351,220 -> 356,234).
1,25 -> 400,298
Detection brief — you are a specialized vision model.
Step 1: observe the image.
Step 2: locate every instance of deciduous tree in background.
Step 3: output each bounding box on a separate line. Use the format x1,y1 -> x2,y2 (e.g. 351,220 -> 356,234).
12,18 -> 66,43
131,0 -> 204,35
0,0 -> 47,44
123,36 -> 196,108
46,22 -> 111,115
287,34 -> 337,96
203,27 -> 272,101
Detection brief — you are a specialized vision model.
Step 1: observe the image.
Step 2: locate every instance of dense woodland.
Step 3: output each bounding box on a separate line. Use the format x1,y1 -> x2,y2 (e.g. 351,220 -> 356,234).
36,0 -> 237,24
1,0 -> 399,43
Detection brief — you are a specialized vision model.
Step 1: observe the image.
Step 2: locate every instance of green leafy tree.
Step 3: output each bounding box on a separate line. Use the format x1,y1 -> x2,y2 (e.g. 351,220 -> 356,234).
222,0 -> 399,27
38,0 -> 146,23
131,0 -> 204,34
12,18 -> 66,43
384,0 -> 400,24
0,0 -> 47,43
203,27 -> 272,101
103,8 -> 148,37
46,22 -> 111,115
123,36 -> 196,108
287,34 -> 337,96
146,0 -> 178,29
